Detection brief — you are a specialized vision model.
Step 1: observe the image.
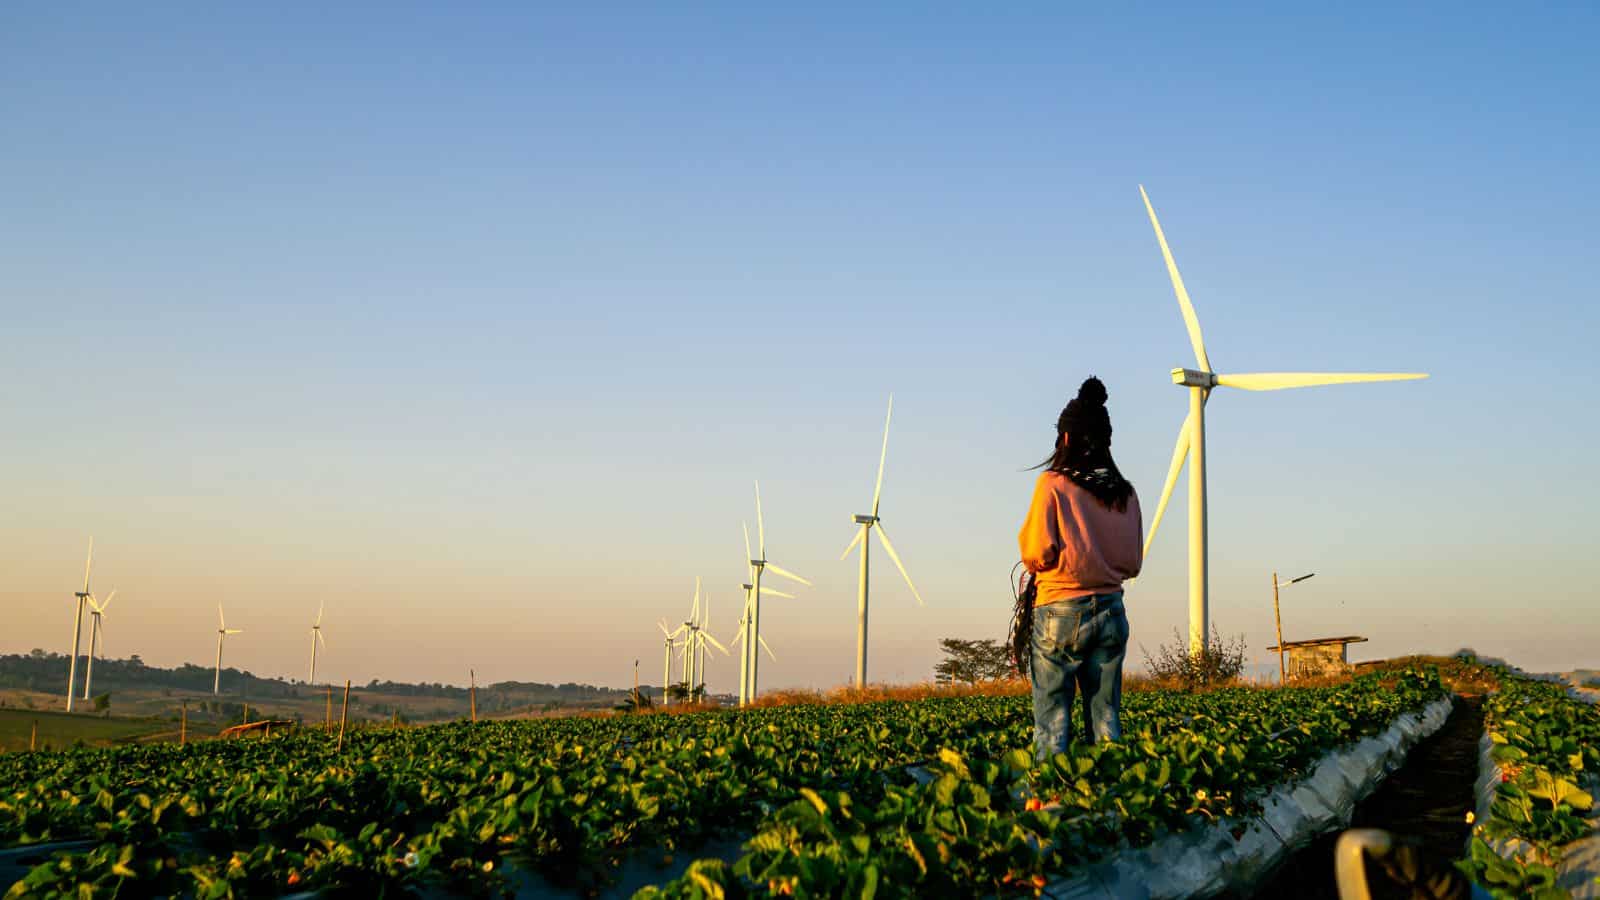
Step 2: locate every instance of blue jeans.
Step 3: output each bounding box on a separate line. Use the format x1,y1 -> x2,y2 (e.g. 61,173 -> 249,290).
1031,592 -> 1129,760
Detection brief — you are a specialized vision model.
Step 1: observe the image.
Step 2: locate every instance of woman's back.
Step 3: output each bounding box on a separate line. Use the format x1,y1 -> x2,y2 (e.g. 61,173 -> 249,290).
1020,471 -> 1143,605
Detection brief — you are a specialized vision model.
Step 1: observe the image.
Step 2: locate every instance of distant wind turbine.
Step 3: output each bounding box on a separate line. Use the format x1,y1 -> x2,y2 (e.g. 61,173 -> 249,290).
743,482 -> 809,704
82,589 -> 117,701
65,538 -> 95,712
730,587 -> 778,707
213,604 -> 243,694
839,394 -> 924,689
1137,185 -> 1428,656
657,621 -> 679,706
308,601 -> 327,685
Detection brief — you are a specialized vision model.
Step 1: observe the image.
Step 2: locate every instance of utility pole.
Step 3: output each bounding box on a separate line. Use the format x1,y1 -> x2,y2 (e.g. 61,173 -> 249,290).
1272,572 -> 1316,684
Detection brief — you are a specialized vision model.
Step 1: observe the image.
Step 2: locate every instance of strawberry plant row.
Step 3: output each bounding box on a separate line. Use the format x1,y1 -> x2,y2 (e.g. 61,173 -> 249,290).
1463,675 -> 1599,899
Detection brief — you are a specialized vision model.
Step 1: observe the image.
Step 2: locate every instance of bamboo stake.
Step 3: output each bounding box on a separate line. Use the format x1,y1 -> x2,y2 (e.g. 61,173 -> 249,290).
469,669 -> 477,723
336,680 -> 351,751
325,685 -> 332,734
30,720 -> 37,752
180,700 -> 188,746
242,702 -> 249,725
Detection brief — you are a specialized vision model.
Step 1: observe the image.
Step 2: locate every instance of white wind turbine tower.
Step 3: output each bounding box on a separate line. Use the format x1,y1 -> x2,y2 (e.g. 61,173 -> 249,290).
743,483 -> 810,703
82,589 -> 118,702
656,621 -> 679,706
307,601 -> 327,685
213,604 -> 244,694
730,579 -> 783,707
1137,185 -> 1428,656
694,588 -> 729,698
839,394 -> 924,689
666,579 -> 703,697
65,537 -> 96,712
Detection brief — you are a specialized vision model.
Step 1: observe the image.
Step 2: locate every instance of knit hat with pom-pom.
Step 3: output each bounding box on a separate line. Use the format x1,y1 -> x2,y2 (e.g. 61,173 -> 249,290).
1057,376 -> 1112,446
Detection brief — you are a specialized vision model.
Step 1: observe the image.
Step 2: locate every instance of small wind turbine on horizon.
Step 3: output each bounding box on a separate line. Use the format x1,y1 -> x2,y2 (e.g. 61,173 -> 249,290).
213,604 -> 243,694
839,394 -> 924,689
308,601 -> 327,685
742,483 -> 809,705
1137,185 -> 1428,657
666,578 -> 729,702
82,588 -> 118,702
65,538 -> 96,712
656,620 -> 679,706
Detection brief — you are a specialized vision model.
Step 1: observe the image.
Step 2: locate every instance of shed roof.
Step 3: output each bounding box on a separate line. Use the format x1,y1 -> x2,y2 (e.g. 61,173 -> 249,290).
1264,636 -> 1369,651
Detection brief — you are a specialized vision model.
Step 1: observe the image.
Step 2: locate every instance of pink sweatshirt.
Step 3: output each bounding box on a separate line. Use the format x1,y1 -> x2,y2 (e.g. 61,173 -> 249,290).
1019,472 -> 1143,606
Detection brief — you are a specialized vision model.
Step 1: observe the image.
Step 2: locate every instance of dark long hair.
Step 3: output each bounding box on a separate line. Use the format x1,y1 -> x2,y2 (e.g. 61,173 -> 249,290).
1035,376 -> 1134,511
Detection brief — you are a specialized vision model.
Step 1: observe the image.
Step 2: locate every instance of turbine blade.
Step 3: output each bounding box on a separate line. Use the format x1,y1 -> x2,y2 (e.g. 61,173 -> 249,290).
316,629 -> 327,649
82,537 -> 94,593
872,394 -> 892,517
1139,185 -> 1211,371
874,524 -> 924,606
218,603 -> 226,630
762,587 -> 797,600
1214,372 -> 1430,391
690,577 -> 701,621
226,628 -> 243,635
669,624 -> 688,639
754,481 -> 765,559
99,589 -> 116,613
659,621 -> 673,638
839,527 -> 865,561
315,600 -> 325,627
701,631 -> 730,655
1143,413 -> 1191,557
759,635 -> 777,662
764,563 -> 812,587
729,626 -> 745,647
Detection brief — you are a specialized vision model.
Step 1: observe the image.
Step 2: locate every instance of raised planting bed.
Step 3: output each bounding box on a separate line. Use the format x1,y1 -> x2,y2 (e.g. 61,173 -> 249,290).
1467,675 -> 1600,899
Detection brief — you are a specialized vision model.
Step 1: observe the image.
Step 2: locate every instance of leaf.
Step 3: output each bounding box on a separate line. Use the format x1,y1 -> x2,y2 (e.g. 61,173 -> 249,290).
799,787 -> 829,816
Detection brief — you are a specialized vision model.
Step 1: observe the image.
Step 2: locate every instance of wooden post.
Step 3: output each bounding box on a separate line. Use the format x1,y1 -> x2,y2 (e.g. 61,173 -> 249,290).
633,659 -> 640,709
1272,572 -> 1286,685
29,720 -> 37,752
336,680 -> 351,751
180,700 -> 188,746
242,702 -> 249,725
325,685 -> 332,734
469,669 -> 477,723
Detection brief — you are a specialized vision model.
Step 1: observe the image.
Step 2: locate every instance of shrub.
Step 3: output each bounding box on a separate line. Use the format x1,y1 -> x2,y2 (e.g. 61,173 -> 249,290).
1140,627 -> 1247,690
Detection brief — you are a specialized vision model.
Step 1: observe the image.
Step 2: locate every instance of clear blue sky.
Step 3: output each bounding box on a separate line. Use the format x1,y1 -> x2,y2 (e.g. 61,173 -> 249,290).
3,4 -> 1596,690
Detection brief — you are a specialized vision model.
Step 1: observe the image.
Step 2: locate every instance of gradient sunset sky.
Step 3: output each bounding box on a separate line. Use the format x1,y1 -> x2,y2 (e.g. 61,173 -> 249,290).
3,4 -> 1596,691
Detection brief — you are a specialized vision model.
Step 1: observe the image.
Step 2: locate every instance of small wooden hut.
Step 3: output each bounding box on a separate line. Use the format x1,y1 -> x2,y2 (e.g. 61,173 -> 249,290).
1265,636 -> 1369,680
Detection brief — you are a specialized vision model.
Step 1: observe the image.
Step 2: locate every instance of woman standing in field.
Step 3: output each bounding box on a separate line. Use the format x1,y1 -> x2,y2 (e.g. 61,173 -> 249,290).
1019,377 -> 1142,760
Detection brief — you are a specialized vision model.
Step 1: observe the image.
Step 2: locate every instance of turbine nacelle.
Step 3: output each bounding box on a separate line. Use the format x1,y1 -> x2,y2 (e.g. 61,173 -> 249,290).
852,514 -> 878,525
1172,368 -> 1217,388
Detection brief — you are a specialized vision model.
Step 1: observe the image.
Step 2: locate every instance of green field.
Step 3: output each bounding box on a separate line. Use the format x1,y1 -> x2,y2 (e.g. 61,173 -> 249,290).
1,666 -> 1461,897
0,709 -> 173,752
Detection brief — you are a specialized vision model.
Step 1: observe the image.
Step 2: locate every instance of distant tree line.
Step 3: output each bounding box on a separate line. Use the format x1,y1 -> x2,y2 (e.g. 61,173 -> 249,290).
0,651 -> 633,713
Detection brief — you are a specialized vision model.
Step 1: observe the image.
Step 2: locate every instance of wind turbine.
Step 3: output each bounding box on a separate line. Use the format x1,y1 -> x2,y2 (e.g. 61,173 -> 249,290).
308,601 -> 327,685
839,394 -> 924,689
82,589 -> 117,702
66,538 -> 95,712
744,482 -> 810,703
1137,185 -> 1427,656
693,588 -> 729,699
730,587 -> 779,707
213,604 -> 243,694
657,621 -> 679,706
